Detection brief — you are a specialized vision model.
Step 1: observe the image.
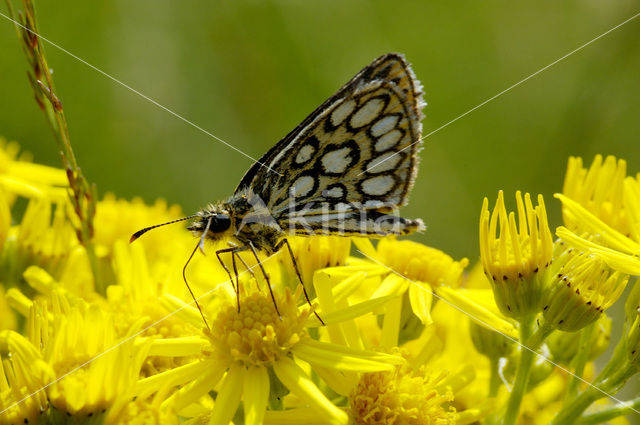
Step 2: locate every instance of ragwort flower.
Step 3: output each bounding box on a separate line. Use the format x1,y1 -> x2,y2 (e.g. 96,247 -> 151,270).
136,282 -> 402,425
479,191 -> 553,319
351,237 -> 469,326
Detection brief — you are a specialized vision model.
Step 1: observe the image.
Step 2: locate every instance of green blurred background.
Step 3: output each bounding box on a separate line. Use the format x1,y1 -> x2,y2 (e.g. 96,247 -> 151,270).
1,0 -> 639,261
1,0 -> 640,418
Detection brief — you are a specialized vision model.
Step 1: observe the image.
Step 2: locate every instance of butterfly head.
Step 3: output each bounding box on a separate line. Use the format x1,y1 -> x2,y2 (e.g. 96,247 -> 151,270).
187,204 -> 233,243
129,203 -> 232,244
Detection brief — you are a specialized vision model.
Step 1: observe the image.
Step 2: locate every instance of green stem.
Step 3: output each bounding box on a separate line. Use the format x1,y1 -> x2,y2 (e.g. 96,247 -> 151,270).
575,396 -> 640,425
593,333 -> 627,387
502,316 -> 536,425
526,319 -> 554,350
566,322 -> 597,400
550,362 -> 638,425
7,0 -> 101,291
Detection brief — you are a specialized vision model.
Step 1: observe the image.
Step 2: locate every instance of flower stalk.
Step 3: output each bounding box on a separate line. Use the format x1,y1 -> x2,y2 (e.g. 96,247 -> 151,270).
5,0 -> 100,292
501,315 -> 536,425
565,322 -> 597,400
549,360 -> 638,425
574,396 -> 640,425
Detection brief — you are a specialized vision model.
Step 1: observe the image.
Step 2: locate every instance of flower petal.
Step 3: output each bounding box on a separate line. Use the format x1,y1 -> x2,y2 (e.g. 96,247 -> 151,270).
136,360 -> 209,395
292,339 -> 402,372
273,357 -> 348,425
435,286 -> 518,339
309,295 -> 396,328
556,226 -> 640,275
409,283 -> 433,325
556,193 -> 640,255
209,364 -> 244,425
147,337 -> 209,357
243,366 -> 269,425
167,361 -> 226,412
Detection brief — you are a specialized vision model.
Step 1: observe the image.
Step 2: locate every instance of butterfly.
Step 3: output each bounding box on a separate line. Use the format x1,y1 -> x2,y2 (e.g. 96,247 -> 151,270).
131,52 -> 426,326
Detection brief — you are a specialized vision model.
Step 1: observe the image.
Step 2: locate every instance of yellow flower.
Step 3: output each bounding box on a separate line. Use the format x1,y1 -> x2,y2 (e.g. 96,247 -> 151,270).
107,240 -> 216,377
554,197 -> 640,276
14,197 -> 79,280
279,235 -> 351,288
479,191 -> 553,319
349,360 -> 456,425
541,248 -> 628,332
0,195 -> 81,291
93,193 -> 185,261
0,137 -> 68,201
624,173 -> 640,243
264,294 -> 495,425
0,187 -> 11,256
95,194 -> 234,306
0,331 -> 52,425
435,285 -> 519,341
352,237 -> 469,326
562,155 -> 629,234
25,292 -> 151,418
106,387 -> 178,425
0,285 -> 16,331
136,283 -> 402,425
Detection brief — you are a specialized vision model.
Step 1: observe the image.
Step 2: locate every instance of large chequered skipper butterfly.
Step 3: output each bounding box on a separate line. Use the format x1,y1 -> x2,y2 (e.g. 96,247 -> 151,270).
131,53 -> 425,326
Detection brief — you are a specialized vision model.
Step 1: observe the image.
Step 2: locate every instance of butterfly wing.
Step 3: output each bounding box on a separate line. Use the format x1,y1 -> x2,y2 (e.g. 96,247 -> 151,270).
234,53 -> 425,236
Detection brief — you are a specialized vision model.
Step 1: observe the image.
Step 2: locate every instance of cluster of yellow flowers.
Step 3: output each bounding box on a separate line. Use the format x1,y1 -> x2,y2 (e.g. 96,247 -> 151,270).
1,138 -> 639,425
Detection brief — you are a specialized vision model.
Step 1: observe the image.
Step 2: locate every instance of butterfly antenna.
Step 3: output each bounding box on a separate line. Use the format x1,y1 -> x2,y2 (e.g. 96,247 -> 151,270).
129,214 -> 199,243
183,238 -> 211,332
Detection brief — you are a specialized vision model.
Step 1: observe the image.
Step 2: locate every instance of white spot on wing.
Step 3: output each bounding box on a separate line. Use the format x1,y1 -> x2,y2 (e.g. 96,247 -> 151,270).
322,147 -> 353,174
335,202 -> 351,212
324,186 -> 344,198
350,98 -> 385,128
370,115 -> 399,137
362,175 -> 395,196
367,152 -> 402,173
363,200 -> 386,208
375,129 -> 403,152
331,100 -> 356,127
290,175 -> 315,197
295,144 -> 315,164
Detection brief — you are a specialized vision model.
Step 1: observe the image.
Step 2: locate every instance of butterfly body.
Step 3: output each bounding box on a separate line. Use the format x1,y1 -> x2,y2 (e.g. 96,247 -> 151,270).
131,53 -> 426,323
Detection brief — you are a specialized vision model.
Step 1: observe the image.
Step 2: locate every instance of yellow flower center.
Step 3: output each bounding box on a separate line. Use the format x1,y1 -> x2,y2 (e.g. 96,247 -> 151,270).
376,238 -> 468,287
350,364 -> 455,425
205,286 -> 311,366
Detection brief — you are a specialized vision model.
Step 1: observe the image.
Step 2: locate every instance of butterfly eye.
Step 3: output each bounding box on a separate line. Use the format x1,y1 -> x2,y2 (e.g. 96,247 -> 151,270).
210,214 -> 231,233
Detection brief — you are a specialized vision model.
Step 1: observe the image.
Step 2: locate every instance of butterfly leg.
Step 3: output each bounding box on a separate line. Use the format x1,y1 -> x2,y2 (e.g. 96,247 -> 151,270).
231,245 -> 257,283
216,247 -> 237,294
275,238 -> 325,325
247,241 -> 281,317
231,249 -> 242,312
217,246 -> 247,312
